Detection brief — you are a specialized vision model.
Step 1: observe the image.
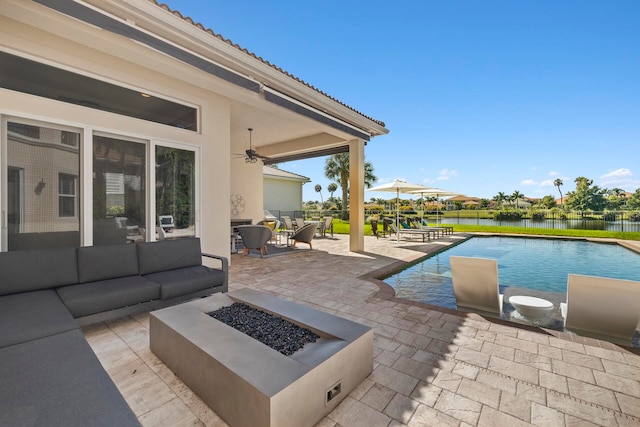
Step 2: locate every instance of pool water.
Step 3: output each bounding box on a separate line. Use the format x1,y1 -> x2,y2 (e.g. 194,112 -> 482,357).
383,236 -> 640,310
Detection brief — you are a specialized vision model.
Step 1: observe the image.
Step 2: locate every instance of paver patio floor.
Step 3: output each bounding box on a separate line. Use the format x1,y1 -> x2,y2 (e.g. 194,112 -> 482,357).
83,233 -> 640,426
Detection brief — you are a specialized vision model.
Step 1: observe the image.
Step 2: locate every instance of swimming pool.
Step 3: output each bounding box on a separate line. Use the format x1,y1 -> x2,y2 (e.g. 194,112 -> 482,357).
383,236 -> 640,310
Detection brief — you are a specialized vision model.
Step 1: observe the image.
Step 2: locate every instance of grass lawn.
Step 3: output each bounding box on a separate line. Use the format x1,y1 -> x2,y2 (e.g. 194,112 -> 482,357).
328,218 -> 640,241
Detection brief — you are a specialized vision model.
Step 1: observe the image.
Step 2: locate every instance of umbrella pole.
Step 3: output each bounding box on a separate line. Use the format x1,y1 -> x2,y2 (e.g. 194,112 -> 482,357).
396,190 -> 400,242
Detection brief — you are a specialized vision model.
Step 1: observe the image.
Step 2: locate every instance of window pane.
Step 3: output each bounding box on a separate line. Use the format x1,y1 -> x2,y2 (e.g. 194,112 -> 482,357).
6,121 -> 80,250
156,146 -> 195,239
93,135 -> 146,245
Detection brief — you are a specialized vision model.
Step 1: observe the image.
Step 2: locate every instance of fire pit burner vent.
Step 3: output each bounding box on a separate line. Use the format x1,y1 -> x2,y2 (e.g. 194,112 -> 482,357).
208,302 -> 319,356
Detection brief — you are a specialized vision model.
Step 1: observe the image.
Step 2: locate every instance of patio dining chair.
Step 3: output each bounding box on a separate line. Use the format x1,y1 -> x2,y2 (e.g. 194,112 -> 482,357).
560,274 -> 640,343
450,256 -> 504,315
318,216 -> 333,238
282,216 -> 296,231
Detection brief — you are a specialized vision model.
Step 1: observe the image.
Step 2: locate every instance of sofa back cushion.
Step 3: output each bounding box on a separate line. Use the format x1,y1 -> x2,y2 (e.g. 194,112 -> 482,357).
0,247 -> 78,295
77,243 -> 139,284
138,238 -> 202,275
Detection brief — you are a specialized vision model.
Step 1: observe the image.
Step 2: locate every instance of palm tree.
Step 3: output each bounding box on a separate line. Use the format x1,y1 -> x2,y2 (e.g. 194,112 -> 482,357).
495,192 -> 506,208
324,153 -> 377,220
327,183 -> 338,201
314,184 -> 323,204
512,190 -> 522,209
554,178 -> 563,207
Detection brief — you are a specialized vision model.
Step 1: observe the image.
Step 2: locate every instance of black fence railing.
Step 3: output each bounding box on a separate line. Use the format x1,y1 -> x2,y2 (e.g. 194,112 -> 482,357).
265,209 -> 640,232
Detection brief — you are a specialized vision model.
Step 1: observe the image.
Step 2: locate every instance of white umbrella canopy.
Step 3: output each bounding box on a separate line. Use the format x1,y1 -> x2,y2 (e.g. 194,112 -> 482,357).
368,180 -> 433,241
409,188 -> 461,225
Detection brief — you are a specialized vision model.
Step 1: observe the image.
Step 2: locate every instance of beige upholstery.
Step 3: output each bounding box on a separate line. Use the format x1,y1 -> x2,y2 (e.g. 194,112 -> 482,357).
561,274 -> 640,342
236,225 -> 272,258
450,256 -> 504,314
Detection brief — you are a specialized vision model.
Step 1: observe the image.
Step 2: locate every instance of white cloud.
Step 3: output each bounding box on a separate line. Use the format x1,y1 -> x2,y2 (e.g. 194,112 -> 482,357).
602,168 -> 632,179
548,171 -> 560,176
599,168 -> 639,190
437,169 -> 458,181
530,166 -> 537,171
521,179 -> 537,186
540,176 -> 570,188
422,178 -> 436,185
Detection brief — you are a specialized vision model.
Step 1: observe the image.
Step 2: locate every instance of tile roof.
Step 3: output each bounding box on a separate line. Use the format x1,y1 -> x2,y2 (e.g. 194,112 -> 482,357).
150,1 -> 385,128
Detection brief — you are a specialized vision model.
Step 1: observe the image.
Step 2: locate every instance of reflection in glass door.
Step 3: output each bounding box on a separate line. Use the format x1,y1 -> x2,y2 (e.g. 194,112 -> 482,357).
155,145 -> 195,239
93,134 -> 146,245
3,120 -> 81,251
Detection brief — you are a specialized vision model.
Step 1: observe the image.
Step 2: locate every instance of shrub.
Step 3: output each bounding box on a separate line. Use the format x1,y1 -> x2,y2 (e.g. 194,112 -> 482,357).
602,212 -> 617,222
106,205 -> 125,216
493,211 -> 523,221
531,212 -> 546,221
629,212 -> 640,222
366,205 -> 384,213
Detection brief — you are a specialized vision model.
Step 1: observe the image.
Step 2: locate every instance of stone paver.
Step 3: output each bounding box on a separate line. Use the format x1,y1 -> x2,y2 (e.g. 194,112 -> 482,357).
82,234 -> 640,426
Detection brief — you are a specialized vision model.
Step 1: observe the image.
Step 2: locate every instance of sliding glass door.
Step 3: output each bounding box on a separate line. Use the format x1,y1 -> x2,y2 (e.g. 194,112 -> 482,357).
155,145 -> 196,239
2,119 -> 81,250
93,133 -> 146,245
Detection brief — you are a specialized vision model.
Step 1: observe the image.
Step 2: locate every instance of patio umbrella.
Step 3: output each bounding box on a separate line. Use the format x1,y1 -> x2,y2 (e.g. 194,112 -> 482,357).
368,180 -> 433,242
409,188 -> 461,225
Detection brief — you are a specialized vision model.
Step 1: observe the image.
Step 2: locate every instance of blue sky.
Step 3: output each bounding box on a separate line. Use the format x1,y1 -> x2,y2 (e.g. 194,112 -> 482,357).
164,0 -> 640,202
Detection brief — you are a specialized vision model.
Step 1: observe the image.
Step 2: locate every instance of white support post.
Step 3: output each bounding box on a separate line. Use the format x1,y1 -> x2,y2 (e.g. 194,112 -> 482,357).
349,139 -> 365,252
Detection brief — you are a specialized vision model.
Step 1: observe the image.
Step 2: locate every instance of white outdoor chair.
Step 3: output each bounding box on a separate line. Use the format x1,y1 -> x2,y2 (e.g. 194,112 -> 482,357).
158,215 -> 175,232
561,274 -> 640,343
450,256 -> 504,314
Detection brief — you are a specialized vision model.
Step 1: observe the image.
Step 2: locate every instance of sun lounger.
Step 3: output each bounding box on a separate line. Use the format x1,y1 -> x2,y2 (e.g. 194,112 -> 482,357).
560,274 -> 640,343
389,223 -> 436,242
450,256 -> 504,314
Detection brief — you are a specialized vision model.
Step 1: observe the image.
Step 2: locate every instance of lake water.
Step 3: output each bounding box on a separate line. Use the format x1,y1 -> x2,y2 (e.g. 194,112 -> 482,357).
383,236 -> 640,310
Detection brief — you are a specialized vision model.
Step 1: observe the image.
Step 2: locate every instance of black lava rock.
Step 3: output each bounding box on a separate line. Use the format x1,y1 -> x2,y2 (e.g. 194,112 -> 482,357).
208,302 -> 319,356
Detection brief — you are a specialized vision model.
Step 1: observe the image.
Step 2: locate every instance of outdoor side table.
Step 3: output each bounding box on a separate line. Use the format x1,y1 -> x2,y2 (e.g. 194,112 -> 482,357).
509,295 -> 554,319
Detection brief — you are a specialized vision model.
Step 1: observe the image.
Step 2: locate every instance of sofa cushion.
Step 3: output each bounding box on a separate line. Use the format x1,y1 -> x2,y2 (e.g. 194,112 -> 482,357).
0,290 -> 78,348
137,238 -> 202,275
77,243 -> 139,284
57,276 -> 160,318
0,329 -> 139,427
144,266 -> 226,300
0,247 -> 78,296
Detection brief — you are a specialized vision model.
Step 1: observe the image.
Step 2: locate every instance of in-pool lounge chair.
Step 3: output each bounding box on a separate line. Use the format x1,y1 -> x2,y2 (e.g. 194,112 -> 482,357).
450,256 -> 504,314
560,274 -> 640,343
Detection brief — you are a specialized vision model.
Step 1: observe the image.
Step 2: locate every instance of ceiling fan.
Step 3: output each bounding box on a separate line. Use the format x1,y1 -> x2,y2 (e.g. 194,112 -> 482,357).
234,128 -> 269,163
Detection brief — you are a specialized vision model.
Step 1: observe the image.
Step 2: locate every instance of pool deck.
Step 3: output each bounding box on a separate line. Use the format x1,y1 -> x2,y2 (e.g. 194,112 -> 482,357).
83,233 -> 640,426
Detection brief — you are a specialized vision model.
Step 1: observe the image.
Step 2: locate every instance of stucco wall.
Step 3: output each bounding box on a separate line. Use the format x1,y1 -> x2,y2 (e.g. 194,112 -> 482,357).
263,178 -> 304,214
0,5 -> 232,258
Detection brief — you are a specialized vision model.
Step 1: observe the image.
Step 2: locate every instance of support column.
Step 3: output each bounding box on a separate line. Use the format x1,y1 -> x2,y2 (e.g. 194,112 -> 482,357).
349,139 -> 365,252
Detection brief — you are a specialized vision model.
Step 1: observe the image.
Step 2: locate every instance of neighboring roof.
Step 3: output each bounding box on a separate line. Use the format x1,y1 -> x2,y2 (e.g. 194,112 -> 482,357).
446,195 -> 478,202
262,166 -> 310,183
149,0 -> 385,128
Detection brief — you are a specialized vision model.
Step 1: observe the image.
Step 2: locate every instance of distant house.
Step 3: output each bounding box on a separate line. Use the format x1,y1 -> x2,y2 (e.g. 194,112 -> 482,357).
263,166 -> 310,216
503,197 -> 532,209
445,195 -> 481,210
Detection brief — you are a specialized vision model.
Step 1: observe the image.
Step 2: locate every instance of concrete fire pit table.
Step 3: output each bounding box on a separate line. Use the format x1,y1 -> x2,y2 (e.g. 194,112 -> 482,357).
150,288 -> 373,427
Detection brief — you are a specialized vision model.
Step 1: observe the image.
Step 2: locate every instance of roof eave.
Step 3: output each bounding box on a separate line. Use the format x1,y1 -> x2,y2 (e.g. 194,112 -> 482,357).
120,0 -> 388,137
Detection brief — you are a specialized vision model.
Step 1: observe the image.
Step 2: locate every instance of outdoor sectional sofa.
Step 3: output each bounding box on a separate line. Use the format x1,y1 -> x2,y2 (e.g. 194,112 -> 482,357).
0,237 -> 228,426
